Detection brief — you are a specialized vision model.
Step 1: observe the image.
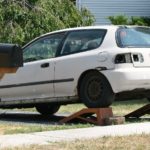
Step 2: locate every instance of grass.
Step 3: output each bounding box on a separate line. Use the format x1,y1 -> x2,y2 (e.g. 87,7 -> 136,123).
0,99 -> 149,135
59,99 -> 149,116
3,134 -> 150,150
0,123 -> 93,135
112,99 -> 150,116
13,99 -> 149,116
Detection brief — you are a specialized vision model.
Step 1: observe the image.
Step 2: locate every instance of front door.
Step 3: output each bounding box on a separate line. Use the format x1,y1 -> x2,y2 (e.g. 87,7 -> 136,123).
0,33 -> 65,101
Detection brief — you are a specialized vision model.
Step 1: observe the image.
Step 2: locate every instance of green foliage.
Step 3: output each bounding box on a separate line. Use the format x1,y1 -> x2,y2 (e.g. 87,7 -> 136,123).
108,15 -> 128,25
108,15 -> 150,26
0,0 -> 95,45
130,16 -> 150,26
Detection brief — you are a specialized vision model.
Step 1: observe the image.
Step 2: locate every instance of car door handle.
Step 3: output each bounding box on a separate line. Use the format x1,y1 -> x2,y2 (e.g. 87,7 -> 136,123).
41,63 -> 49,68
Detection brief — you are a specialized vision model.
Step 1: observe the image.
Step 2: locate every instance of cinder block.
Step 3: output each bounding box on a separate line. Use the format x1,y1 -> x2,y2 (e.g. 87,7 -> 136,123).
104,116 -> 125,125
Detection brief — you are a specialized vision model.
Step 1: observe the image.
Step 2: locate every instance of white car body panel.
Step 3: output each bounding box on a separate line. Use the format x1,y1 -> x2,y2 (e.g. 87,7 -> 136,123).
102,66 -> 150,93
130,48 -> 150,67
0,25 -> 150,107
0,58 -> 55,101
54,49 -> 115,97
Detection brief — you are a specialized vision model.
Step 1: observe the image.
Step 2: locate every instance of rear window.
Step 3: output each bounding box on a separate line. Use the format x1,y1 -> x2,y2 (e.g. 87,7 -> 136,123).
60,29 -> 106,56
117,27 -> 150,48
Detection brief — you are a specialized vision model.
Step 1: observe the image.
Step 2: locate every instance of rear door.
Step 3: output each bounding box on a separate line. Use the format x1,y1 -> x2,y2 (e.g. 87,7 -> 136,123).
54,29 -> 107,97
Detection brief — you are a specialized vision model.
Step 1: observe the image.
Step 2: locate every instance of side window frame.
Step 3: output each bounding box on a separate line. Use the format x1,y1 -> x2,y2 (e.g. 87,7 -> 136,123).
116,27 -> 127,48
23,32 -> 66,63
56,29 -> 107,57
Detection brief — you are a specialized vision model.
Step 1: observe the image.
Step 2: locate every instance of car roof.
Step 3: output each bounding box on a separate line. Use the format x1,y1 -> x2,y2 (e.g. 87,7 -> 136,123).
36,25 -> 150,38
22,25 -> 118,47
43,25 -> 119,35
23,25 -> 150,48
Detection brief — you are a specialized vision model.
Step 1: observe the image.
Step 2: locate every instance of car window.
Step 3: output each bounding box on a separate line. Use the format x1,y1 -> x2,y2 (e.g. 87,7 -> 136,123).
117,27 -> 150,47
60,30 -> 106,56
23,33 -> 65,62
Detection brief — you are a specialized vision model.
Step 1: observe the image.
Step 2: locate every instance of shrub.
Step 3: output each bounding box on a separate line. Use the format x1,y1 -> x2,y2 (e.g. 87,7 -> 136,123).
0,0 -> 95,45
108,15 -> 150,26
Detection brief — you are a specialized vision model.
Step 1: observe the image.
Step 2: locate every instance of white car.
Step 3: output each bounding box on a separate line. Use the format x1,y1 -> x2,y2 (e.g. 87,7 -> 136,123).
0,25 -> 150,115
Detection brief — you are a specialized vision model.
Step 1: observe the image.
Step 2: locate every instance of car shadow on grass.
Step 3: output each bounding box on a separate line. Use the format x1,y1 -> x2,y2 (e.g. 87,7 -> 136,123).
0,111 -> 67,125
0,111 -> 94,125
0,110 -> 149,126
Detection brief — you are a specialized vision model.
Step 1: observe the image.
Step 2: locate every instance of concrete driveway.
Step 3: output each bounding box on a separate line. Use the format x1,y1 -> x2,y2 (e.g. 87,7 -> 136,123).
0,122 -> 149,149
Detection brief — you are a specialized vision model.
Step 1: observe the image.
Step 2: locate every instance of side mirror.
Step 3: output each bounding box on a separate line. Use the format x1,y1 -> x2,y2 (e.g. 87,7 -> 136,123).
0,43 -> 23,67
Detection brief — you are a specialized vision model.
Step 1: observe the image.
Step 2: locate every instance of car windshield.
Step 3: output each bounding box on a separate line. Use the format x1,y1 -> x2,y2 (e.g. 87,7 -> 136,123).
117,27 -> 150,47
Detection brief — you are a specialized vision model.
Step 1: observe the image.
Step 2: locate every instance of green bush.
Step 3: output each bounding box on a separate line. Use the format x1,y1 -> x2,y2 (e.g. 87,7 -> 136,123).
108,15 -> 150,26
0,0 -> 95,45
108,15 -> 128,25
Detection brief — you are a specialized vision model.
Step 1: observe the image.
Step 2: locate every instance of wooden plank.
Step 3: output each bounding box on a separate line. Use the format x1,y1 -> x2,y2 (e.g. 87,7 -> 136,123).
125,104 -> 150,118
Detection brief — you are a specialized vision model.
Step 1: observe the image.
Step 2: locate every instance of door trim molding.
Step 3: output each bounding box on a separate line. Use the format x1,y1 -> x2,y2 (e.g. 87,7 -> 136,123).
0,78 -> 74,89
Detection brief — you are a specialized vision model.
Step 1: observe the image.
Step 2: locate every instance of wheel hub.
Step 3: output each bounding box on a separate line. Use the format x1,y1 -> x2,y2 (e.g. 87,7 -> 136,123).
87,79 -> 102,101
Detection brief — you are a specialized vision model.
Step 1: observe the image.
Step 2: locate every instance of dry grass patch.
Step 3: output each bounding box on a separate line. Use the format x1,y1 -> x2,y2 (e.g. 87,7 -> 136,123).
0,124 -> 17,134
59,134 -> 150,150
5,134 -> 150,150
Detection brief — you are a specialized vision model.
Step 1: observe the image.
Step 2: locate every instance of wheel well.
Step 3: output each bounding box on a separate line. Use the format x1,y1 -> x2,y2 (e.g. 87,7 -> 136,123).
77,69 -> 113,99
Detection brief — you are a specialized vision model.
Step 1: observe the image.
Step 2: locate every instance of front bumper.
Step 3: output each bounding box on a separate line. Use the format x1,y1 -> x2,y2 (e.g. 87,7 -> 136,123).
102,67 -> 150,93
